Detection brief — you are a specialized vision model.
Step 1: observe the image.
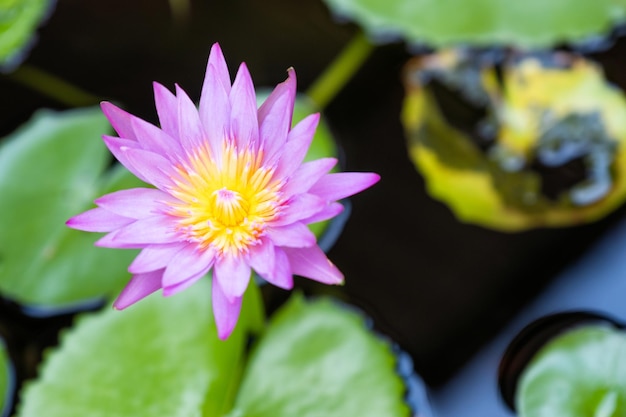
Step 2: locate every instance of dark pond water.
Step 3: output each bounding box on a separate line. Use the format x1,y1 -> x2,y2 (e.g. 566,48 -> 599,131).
3,0 -> 626,393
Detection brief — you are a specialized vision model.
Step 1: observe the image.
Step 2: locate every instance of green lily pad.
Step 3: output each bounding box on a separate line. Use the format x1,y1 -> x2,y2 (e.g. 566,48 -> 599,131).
229,295 -> 410,417
15,278 -> 258,417
0,0 -> 53,70
517,325 -> 626,417
15,286 -> 409,416
0,107 -> 145,311
322,0 -> 626,48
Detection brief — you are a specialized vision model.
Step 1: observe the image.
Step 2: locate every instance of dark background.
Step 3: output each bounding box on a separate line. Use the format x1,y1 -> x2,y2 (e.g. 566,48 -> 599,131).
3,0 -> 626,387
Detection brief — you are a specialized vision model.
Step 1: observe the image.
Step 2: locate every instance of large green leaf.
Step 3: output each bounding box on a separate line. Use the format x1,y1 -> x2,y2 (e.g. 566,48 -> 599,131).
0,107 -> 144,311
323,0 -> 626,48
517,325 -> 626,417
15,288 -> 409,416
0,0 -> 53,70
229,295 -> 410,417
16,278 -> 259,417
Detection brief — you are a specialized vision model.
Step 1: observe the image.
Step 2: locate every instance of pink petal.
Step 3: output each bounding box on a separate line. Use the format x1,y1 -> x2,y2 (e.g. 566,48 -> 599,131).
309,172 -> 380,202
66,207 -> 134,232
248,242 -> 293,290
266,246 -> 293,289
267,222 -> 316,248
247,239 -> 274,278
122,147 -> 176,191
281,158 -> 337,198
95,188 -> 176,219
212,278 -> 242,340
95,229 -> 146,249
206,43 -> 231,94
161,268 -> 208,297
128,243 -> 185,274
199,64 -> 231,156
99,215 -> 179,247
176,84 -> 206,152
101,102 -> 137,140
102,136 -> 151,184
213,254 -> 251,301
153,82 -> 179,138
162,244 -> 216,289
131,115 -> 183,161
113,269 -> 164,310
283,245 -> 344,285
272,113 -> 320,180
258,68 -> 296,160
272,193 -> 326,226
301,202 -> 344,224
229,63 -> 259,149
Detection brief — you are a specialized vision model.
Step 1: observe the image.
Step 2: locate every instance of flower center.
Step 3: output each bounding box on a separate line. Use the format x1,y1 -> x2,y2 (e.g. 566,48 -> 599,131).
212,188 -> 249,227
167,141 -> 283,256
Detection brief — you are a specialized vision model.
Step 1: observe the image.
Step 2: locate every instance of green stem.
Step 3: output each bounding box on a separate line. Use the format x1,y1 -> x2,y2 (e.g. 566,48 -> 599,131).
306,30 -> 375,110
6,65 -> 101,107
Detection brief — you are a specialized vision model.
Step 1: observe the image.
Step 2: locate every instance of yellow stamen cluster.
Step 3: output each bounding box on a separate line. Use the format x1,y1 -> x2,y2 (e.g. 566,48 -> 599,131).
167,141 -> 283,257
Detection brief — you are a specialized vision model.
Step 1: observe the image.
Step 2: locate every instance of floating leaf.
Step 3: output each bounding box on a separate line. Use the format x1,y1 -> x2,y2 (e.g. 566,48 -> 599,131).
0,0 -> 53,70
16,286 -> 410,416
229,295 -> 410,417
402,50 -> 626,231
0,107 -> 145,312
16,279 -> 259,417
517,325 -> 626,417
322,0 -> 626,48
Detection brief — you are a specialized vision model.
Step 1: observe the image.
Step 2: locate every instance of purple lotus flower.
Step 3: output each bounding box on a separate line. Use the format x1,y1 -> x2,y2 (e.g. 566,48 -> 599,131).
67,43 -> 379,339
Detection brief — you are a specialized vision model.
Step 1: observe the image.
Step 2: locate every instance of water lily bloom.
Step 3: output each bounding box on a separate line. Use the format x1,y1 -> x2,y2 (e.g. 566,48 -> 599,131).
67,43 -> 379,339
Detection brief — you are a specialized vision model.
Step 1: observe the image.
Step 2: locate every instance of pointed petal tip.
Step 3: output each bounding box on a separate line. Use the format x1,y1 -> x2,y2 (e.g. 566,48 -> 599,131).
285,66 -> 297,86
152,81 -> 172,96
65,215 -> 91,230
217,327 -> 233,340
99,100 -> 113,112
65,216 -> 78,228
212,278 -> 243,340
112,301 -> 127,311
365,172 -> 381,187
210,42 -> 223,56
174,83 -> 187,98
161,286 -> 177,297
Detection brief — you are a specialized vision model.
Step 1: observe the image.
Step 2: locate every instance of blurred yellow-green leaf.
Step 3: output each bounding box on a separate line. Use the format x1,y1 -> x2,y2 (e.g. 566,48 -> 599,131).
403,51 -> 626,231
